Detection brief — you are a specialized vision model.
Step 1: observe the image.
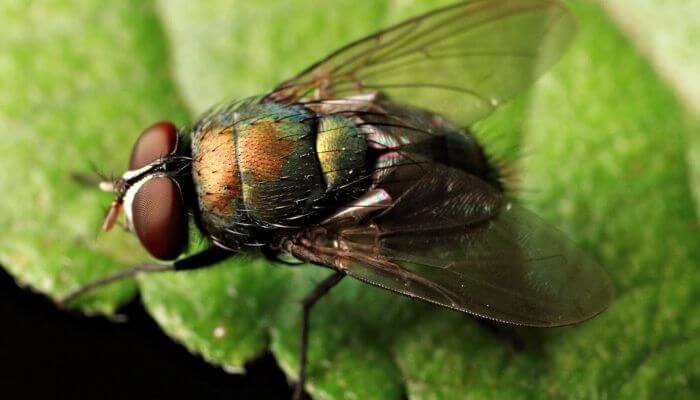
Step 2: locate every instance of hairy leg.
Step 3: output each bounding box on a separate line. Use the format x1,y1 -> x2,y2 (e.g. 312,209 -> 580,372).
293,271 -> 345,400
58,246 -> 233,306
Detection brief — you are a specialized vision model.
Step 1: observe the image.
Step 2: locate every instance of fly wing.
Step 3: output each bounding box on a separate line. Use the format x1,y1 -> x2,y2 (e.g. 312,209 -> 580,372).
299,164 -> 613,327
265,0 -> 575,127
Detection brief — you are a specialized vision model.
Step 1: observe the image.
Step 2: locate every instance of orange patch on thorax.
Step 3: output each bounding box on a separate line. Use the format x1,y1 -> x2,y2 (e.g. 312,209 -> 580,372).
237,120 -> 296,182
192,126 -> 239,215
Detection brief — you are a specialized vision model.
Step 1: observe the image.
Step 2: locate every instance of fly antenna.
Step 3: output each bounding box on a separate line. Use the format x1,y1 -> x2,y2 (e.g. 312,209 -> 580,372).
71,159 -> 118,192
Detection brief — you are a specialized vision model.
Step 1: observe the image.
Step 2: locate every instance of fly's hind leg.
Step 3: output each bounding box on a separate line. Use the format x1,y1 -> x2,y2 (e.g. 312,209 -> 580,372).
57,246 -> 234,307
293,270 -> 345,400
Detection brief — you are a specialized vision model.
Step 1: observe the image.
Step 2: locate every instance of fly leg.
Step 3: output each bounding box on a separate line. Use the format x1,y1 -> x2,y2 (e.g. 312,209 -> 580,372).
293,271 -> 345,400
57,246 -> 233,307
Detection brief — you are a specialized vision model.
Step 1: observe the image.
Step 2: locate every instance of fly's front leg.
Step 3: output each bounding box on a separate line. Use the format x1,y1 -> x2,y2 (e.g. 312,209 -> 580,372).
293,270 -> 345,400
57,246 -> 233,307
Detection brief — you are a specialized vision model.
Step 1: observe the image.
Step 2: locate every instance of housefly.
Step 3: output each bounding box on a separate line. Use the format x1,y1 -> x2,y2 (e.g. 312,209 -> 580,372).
61,1 -> 613,398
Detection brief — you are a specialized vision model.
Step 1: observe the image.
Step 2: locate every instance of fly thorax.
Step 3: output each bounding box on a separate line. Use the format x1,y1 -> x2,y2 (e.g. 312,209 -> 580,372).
191,101 -> 349,246
234,103 -> 324,226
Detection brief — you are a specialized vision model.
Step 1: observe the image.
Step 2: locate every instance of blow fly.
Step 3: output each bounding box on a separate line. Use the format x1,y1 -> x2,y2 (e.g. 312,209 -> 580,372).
61,1 -> 613,398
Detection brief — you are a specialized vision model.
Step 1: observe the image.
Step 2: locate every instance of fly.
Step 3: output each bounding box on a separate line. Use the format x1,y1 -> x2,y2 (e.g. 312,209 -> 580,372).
60,1 -> 613,399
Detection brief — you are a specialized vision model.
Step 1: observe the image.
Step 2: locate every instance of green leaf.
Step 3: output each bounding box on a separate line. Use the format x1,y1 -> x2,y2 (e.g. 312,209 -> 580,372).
2,1 -> 699,399
601,0 -> 700,224
0,0 -> 190,313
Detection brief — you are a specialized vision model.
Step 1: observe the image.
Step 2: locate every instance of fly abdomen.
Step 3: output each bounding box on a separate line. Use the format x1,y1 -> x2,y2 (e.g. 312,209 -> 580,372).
315,115 -> 368,193
190,96 -> 499,249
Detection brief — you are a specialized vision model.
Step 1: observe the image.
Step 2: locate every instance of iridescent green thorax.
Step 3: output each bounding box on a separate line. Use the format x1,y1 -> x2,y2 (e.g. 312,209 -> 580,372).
190,99 -> 369,247
235,102 -> 323,225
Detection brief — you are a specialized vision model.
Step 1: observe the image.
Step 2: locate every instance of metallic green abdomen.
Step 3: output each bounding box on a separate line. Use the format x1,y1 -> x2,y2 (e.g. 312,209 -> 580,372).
190,97 -> 496,248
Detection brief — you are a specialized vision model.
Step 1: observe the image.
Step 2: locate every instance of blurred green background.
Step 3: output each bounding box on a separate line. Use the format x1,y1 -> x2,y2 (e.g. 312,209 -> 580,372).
1,1 -> 699,399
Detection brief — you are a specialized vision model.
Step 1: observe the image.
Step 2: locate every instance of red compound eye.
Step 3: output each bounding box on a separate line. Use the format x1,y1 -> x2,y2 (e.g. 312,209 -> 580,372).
131,177 -> 188,260
129,121 -> 178,170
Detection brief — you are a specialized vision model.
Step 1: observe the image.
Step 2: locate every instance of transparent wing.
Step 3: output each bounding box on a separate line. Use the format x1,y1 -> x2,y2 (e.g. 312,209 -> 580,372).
299,164 -> 613,327
265,0 -> 575,127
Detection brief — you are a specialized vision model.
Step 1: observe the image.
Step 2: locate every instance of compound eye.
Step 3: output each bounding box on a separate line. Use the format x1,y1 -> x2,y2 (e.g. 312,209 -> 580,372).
129,122 -> 178,170
132,177 -> 188,260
